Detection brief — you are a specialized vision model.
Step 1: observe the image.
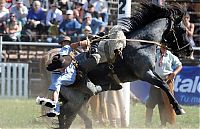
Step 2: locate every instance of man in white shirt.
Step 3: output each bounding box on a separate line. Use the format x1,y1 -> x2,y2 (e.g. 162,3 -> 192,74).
145,44 -> 182,127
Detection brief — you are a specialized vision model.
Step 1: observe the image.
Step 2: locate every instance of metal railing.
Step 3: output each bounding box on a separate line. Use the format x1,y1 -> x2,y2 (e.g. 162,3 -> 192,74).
0,36 -> 59,62
0,63 -> 29,98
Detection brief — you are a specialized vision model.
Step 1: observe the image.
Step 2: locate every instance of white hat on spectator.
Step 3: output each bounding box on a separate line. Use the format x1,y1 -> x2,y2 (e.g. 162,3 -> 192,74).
66,10 -> 73,15
84,13 -> 92,18
84,25 -> 92,32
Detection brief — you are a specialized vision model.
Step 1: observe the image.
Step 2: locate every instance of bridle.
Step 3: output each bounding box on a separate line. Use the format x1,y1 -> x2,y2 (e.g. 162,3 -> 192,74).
169,28 -> 191,53
162,18 -> 191,53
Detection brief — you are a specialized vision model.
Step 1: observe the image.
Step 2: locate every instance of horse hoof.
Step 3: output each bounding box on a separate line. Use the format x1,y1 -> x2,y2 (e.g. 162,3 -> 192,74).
175,108 -> 186,115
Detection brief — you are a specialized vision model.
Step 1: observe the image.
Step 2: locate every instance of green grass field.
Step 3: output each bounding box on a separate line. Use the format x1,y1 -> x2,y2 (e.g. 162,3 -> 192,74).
0,99 -> 199,129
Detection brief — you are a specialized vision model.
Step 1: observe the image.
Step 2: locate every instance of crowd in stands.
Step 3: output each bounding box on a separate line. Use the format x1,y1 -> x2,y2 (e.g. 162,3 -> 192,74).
0,0 -> 108,42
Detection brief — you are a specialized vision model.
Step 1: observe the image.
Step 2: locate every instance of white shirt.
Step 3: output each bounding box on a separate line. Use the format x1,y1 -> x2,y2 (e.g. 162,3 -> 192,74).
0,7 -> 9,21
46,8 -> 63,26
155,48 -> 182,79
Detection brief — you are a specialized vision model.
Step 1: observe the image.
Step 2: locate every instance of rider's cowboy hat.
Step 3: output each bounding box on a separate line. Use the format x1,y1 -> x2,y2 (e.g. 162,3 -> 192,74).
58,35 -> 71,44
47,54 -> 73,71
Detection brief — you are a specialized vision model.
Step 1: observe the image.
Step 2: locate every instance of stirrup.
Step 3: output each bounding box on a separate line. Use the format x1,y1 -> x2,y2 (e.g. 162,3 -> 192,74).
36,96 -> 56,108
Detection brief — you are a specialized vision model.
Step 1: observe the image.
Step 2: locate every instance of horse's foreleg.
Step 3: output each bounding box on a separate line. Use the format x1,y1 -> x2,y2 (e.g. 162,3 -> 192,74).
78,107 -> 93,129
143,70 -> 185,115
58,103 -> 78,129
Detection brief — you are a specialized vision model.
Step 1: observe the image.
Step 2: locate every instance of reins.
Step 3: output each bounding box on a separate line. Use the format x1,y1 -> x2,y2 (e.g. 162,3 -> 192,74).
170,28 -> 191,52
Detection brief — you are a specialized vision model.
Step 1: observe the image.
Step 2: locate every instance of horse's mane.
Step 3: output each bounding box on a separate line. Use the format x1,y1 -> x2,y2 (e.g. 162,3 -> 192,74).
119,2 -> 185,37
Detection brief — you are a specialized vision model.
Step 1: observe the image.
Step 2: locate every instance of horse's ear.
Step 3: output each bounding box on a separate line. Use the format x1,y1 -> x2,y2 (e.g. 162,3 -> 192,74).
166,3 -> 185,25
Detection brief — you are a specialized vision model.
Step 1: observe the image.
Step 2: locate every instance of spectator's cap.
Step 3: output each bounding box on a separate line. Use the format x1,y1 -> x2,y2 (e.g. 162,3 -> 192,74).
84,13 -> 92,18
84,25 -> 92,32
66,10 -> 73,15
58,35 -> 71,44
16,0 -> 23,3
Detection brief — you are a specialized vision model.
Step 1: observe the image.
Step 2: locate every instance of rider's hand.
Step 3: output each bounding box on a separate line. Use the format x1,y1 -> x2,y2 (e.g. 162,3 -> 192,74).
167,72 -> 176,81
79,39 -> 90,49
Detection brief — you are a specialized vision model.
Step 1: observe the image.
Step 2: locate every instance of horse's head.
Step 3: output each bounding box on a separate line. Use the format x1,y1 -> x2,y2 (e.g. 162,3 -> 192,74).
163,23 -> 193,57
162,4 -> 193,57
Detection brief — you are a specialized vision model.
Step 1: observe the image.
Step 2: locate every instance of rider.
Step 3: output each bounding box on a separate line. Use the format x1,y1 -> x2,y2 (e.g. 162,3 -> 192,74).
36,35 -> 102,117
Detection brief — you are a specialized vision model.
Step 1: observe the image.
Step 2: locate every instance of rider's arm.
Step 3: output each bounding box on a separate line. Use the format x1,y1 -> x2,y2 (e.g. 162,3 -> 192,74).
70,39 -> 90,49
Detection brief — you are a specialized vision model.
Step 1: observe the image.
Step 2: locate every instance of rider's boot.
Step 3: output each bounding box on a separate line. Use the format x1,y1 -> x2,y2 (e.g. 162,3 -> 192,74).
36,96 -> 56,108
46,102 -> 60,117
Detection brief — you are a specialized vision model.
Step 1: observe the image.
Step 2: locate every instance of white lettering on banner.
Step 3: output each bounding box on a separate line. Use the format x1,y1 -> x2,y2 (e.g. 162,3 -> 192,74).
174,75 -> 200,93
180,95 -> 200,103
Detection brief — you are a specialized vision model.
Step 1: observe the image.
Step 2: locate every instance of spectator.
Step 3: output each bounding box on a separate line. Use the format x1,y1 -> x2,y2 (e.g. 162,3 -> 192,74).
145,44 -> 183,127
73,0 -> 84,23
39,0 -> 49,11
59,10 -> 81,42
10,0 -> 28,25
182,13 -> 195,60
90,0 -> 108,25
79,25 -> 92,41
12,0 -> 32,8
4,13 -> 22,41
82,0 -> 89,11
83,25 -> 92,36
46,2 -> 63,41
26,0 -> 47,40
58,0 -> 73,13
87,4 -> 99,19
46,2 -> 63,27
0,0 -> 9,35
82,12 -> 105,35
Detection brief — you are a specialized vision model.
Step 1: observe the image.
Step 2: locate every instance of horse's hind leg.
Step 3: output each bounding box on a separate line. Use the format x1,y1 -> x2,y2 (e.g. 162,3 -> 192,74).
142,70 -> 185,115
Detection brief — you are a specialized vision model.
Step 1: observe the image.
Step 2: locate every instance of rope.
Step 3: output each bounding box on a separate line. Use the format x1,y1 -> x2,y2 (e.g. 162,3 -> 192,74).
90,32 -> 163,46
103,38 -> 163,47
89,32 -> 189,52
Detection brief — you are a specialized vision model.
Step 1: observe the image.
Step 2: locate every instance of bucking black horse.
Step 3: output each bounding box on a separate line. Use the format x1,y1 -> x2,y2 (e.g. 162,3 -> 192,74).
53,2 -> 193,129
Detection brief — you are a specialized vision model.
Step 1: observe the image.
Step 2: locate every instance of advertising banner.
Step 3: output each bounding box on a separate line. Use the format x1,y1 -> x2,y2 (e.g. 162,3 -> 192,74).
174,66 -> 200,105
130,66 -> 200,106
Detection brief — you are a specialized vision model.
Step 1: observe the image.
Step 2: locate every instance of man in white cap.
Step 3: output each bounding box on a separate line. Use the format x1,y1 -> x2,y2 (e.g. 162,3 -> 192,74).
59,9 -> 81,41
82,12 -> 105,35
